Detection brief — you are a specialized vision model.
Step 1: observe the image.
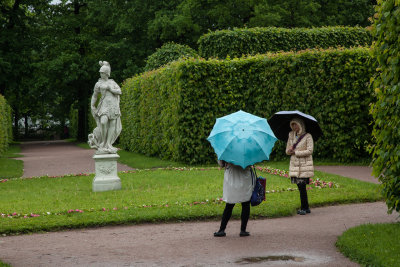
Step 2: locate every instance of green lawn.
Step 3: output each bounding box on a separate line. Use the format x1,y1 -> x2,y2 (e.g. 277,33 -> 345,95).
0,166 -> 381,235
117,149 -> 183,169
336,222 -> 400,267
0,144 -> 23,179
1,143 -> 22,158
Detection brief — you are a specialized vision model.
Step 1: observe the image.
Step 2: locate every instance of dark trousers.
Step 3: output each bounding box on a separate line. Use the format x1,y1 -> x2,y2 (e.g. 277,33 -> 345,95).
297,183 -> 309,210
219,201 -> 250,232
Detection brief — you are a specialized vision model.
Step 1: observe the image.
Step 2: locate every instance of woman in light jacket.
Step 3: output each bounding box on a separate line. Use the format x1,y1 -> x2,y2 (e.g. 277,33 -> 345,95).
214,160 -> 253,237
286,118 -> 314,215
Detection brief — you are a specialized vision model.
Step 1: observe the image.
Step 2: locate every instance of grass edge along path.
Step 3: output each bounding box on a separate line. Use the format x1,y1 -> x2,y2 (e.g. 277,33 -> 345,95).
336,222 -> 400,267
0,144 -> 23,179
0,166 -> 382,236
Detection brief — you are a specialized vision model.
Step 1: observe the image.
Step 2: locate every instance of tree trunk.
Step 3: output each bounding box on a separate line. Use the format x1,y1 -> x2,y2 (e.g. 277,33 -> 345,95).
74,1 -> 88,142
77,90 -> 88,141
24,114 -> 29,138
13,109 -> 19,141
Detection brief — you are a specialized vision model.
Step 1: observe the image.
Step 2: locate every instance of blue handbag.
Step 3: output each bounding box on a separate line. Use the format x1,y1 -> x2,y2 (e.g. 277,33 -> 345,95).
250,167 -> 266,207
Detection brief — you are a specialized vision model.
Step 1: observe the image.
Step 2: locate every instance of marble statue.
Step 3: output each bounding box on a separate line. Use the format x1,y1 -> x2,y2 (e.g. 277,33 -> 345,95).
88,61 -> 122,154
89,61 -> 122,192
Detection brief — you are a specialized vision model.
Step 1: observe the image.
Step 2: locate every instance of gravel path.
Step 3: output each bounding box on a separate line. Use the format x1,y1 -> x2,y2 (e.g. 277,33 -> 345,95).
1,141 -> 397,267
19,140 -> 133,177
315,165 -> 378,184
1,203 -> 397,267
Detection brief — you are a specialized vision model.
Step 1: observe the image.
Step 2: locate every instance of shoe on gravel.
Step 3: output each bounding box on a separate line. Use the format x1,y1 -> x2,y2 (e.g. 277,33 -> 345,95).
214,230 -> 226,237
239,231 -> 250,237
297,209 -> 310,214
298,210 -> 307,215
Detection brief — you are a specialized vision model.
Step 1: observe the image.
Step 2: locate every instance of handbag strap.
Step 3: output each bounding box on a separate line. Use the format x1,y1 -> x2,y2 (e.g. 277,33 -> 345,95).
292,133 -> 307,149
251,166 -> 259,187
252,166 -> 258,178
251,167 -> 255,186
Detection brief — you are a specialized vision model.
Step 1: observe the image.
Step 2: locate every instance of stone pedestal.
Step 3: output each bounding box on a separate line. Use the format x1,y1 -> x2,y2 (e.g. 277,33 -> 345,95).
92,153 -> 121,192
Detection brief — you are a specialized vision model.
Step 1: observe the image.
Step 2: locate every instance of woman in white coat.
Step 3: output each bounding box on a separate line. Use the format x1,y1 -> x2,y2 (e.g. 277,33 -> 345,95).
214,160 -> 253,237
286,118 -> 314,215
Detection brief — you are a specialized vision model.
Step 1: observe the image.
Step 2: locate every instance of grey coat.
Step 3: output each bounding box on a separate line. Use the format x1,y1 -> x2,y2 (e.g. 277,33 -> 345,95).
218,160 -> 253,204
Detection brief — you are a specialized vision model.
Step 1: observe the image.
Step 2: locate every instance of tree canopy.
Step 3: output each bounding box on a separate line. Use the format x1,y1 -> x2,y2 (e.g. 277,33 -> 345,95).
0,0 -> 375,140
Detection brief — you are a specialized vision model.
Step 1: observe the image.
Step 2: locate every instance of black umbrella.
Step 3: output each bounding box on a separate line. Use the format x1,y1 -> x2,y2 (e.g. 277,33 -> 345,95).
268,110 -> 323,142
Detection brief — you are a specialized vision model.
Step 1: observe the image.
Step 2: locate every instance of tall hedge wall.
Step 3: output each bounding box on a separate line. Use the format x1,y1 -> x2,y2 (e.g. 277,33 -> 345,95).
0,94 -> 12,155
370,0 -> 400,213
198,26 -> 372,59
120,48 -> 373,165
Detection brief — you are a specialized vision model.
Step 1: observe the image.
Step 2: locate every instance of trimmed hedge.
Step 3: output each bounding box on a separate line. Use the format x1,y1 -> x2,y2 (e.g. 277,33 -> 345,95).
0,94 -> 12,155
144,42 -> 199,71
370,0 -> 400,214
198,26 -> 372,59
120,48 -> 374,165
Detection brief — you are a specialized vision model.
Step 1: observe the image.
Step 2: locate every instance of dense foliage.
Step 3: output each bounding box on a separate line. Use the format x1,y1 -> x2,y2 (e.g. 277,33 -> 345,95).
144,43 -> 199,71
248,0 -> 374,28
1,0 -> 184,141
198,26 -> 372,59
0,94 -> 12,155
120,48 -> 374,164
1,0 -> 375,141
370,0 -> 400,214
150,0 -> 374,47
0,0 -> 51,139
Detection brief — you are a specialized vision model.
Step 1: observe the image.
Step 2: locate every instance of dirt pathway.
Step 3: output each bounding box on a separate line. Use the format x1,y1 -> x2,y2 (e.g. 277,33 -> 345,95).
1,202 -> 398,267
19,140 -> 133,177
315,165 -> 377,184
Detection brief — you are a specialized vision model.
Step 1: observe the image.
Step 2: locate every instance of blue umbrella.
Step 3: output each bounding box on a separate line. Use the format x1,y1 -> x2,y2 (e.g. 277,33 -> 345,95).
207,110 -> 278,169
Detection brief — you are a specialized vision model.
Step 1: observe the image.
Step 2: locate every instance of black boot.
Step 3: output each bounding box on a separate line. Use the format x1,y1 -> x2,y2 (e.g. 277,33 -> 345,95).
240,201 -> 250,237
297,183 -> 310,215
240,231 -> 250,237
214,203 -> 234,237
214,230 -> 226,237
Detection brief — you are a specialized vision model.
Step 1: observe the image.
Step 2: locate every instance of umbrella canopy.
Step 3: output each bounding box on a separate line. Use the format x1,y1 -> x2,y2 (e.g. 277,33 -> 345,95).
207,110 -> 277,169
268,110 -> 323,142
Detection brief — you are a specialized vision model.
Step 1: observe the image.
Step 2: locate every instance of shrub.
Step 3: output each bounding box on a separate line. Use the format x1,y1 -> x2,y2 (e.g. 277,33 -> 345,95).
198,26 -> 372,59
120,48 -> 374,165
144,42 -> 199,71
0,94 -> 12,155
370,0 -> 400,214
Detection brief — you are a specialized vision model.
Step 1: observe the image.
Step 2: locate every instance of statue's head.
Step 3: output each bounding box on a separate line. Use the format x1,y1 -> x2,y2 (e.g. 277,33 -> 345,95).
99,61 -> 111,77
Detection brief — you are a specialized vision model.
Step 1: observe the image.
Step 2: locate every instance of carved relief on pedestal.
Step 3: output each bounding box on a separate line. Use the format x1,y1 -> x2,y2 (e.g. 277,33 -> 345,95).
98,162 -> 115,175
